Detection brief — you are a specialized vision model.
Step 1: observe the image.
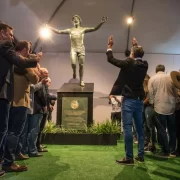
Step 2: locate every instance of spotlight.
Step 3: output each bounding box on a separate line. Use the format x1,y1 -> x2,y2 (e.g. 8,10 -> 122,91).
39,27 -> 51,39
127,17 -> 133,25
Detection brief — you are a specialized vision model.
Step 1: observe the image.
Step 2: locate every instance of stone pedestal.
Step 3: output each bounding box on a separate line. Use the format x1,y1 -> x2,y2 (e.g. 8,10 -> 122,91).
57,83 -> 94,129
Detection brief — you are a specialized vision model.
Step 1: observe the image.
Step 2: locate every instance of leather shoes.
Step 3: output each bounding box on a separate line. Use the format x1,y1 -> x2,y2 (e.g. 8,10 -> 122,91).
16,153 -> 29,160
2,163 -> 27,172
38,148 -> 48,152
0,170 -> 5,177
29,153 -> 43,157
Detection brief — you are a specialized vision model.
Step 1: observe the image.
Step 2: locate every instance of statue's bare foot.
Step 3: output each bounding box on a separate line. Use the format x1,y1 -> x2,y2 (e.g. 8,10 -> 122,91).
73,73 -> 76,79
80,81 -> 85,87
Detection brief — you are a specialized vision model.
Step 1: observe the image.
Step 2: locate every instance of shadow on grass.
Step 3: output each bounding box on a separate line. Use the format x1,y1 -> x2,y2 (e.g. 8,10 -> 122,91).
113,164 -> 152,180
1,152 -> 70,180
114,153 -> 152,180
145,154 -> 169,162
152,170 -> 180,180
158,165 -> 180,174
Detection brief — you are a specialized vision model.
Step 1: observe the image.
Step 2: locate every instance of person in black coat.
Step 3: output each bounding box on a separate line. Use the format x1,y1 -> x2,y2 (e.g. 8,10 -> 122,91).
0,23 -> 42,174
106,36 -> 148,165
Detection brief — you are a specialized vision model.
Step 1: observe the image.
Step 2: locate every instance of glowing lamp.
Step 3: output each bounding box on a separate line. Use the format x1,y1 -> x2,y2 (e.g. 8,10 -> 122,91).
39,27 -> 51,39
127,17 -> 133,25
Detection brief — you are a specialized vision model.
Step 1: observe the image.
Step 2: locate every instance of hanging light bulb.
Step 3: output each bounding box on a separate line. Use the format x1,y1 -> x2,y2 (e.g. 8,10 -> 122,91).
127,17 -> 133,25
39,26 -> 51,39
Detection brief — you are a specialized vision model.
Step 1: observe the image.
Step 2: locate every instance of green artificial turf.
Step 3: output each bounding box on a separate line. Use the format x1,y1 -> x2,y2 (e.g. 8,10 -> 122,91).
1,139 -> 180,180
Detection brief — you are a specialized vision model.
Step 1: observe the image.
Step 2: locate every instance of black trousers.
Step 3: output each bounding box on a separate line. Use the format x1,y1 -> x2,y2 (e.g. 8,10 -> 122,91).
175,109 -> 180,152
36,113 -> 47,149
0,99 -> 10,160
111,112 -> 121,124
155,113 -> 176,154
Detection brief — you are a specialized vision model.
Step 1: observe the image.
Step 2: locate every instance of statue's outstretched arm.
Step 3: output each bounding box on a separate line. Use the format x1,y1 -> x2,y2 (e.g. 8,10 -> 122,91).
84,16 -> 107,33
48,25 -> 70,34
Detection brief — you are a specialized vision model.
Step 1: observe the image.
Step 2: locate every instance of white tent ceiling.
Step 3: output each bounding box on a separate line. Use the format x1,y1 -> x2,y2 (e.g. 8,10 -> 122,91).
0,0 -> 180,54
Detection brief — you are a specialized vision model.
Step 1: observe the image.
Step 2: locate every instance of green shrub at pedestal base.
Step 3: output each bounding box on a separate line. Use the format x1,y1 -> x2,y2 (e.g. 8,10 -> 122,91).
42,120 -> 121,145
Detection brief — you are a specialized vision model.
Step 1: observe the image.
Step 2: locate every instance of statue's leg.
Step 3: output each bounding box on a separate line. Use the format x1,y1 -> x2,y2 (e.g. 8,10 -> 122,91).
70,50 -> 77,79
78,55 -> 85,87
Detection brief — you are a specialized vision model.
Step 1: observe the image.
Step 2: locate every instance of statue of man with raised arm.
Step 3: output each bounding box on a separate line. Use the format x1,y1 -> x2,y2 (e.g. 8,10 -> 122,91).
47,15 -> 107,86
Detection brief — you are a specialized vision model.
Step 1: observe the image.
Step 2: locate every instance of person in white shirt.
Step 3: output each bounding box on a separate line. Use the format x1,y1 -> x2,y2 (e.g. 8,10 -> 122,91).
109,95 -> 122,124
148,64 -> 178,157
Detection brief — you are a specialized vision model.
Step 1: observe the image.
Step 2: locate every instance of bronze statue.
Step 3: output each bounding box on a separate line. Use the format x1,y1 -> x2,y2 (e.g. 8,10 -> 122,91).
47,15 -> 107,86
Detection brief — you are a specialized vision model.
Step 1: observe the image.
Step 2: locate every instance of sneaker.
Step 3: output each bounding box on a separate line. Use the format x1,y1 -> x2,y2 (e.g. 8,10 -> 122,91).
0,170 -> 5,177
134,156 -> 144,163
38,148 -> 48,153
169,152 -> 176,158
155,152 -> 169,158
116,157 -> 134,166
144,146 -> 151,153
41,145 -> 47,149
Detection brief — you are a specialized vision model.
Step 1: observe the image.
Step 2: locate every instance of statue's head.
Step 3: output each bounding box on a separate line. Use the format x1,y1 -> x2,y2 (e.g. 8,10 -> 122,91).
72,15 -> 82,26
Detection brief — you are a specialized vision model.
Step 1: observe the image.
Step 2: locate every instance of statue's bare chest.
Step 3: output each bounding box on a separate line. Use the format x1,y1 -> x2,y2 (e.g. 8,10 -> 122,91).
70,28 -> 84,37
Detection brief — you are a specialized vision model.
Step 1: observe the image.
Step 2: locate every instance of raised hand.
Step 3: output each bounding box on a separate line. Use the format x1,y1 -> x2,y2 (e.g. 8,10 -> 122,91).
132,37 -> 138,47
108,35 -> 114,48
101,16 -> 108,23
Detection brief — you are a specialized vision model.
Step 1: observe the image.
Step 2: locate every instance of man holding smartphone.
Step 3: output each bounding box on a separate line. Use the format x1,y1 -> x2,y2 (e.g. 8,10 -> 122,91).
106,36 -> 148,165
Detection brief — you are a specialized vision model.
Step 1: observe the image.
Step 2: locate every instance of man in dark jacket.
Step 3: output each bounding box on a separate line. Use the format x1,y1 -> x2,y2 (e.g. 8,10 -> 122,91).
0,23 -> 41,175
106,36 -> 148,165
36,78 -> 57,153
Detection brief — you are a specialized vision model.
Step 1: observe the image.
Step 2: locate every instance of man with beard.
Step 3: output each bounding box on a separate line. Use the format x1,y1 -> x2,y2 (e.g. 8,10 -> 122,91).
0,23 -> 41,176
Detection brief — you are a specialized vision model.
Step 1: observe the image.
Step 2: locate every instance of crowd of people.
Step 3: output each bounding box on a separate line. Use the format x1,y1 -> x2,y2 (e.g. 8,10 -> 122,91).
0,22 -> 56,177
107,36 -> 179,165
0,20 -> 179,178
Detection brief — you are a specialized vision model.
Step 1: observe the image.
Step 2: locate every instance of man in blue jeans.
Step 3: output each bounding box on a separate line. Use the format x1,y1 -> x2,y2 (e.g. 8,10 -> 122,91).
0,23 -> 40,175
20,81 -> 45,156
2,41 -> 39,173
106,36 -> 148,165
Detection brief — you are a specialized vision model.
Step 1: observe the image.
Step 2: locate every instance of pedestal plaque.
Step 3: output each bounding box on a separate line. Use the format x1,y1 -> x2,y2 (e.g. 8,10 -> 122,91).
57,83 -> 94,129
